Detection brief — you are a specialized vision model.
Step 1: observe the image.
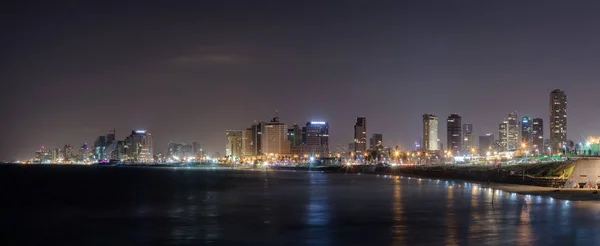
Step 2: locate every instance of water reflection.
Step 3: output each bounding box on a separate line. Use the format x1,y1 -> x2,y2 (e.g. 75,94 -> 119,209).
391,178 -> 405,245
516,199 -> 533,246
445,185 -> 458,246
305,172 -> 331,245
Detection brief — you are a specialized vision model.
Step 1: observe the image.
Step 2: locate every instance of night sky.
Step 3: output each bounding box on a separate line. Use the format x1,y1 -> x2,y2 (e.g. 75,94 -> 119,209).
3,1 -> 600,160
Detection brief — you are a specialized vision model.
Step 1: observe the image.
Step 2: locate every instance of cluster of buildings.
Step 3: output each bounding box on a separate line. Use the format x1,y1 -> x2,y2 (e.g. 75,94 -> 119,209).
421,89 -> 570,158
33,129 -> 153,164
225,113 -> 330,162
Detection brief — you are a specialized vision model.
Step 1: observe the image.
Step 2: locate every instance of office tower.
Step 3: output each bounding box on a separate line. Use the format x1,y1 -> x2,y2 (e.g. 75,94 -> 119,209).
423,114 -> 439,151
247,122 -> 265,156
302,121 -> 329,155
550,89 -> 567,150
521,117 -> 532,149
288,123 -> 302,147
532,118 -> 544,152
353,117 -> 367,153
261,115 -> 291,155
63,144 -> 73,162
507,111 -> 519,150
225,130 -> 243,158
242,128 -> 255,156
94,135 -> 106,160
125,130 -> 153,162
499,121 -> 508,151
462,123 -> 473,153
370,133 -> 383,152
446,114 -> 462,153
479,134 -> 494,155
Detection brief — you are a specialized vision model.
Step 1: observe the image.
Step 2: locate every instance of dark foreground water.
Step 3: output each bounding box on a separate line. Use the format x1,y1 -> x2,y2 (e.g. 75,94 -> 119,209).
2,165 -> 600,245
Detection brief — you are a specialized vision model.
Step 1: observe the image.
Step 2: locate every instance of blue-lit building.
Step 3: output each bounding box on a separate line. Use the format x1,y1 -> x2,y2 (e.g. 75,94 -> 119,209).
521,117 -> 532,148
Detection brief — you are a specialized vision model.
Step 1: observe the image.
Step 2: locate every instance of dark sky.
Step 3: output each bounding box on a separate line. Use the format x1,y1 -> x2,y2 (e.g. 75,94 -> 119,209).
3,1 -> 600,160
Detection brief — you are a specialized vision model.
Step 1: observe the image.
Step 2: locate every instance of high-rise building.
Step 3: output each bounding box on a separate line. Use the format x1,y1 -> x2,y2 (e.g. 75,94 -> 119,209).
370,133 -> 383,152
63,144 -> 73,162
353,117 -> 367,153
550,89 -> 567,150
521,117 -> 532,149
192,141 -> 201,158
125,130 -> 153,162
479,134 -> 494,155
225,130 -> 243,158
499,121 -> 508,151
248,122 -> 265,156
287,123 -> 302,147
423,114 -> 439,151
242,128 -> 256,156
302,121 -> 329,155
106,129 -> 116,145
532,118 -> 544,152
261,115 -> 291,155
94,135 -> 107,160
507,111 -> 519,150
462,123 -> 473,153
446,114 -> 462,153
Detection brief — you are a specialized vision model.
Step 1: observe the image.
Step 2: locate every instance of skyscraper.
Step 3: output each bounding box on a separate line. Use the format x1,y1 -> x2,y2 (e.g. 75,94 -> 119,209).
288,123 -> 302,147
499,121 -> 508,151
242,128 -> 256,156
507,111 -> 519,150
422,114 -> 439,151
521,117 -> 532,148
550,89 -> 567,150
225,130 -> 243,159
532,118 -> 544,152
479,134 -> 494,155
370,133 -> 383,152
125,130 -> 153,163
353,117 -> 367,153
446,114 -> 462,154
302,121 -> 329,154
63,144 -> 73,162
261,115 -> 291,155
462,123 -> 473,153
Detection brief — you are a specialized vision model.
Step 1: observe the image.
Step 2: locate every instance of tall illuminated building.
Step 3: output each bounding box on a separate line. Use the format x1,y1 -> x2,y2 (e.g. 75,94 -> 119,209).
125,130 -> 153,163
532,118 -> 544,152
370,133 -> 383,152
288,123 -> 302,147
422,114 -> 439,151
462,123 -> 473,153
63,144 -> 73,162
302,121 -> 329,155
242,128 -> 255,156
353,117 -> 367,153
225,130 -> 243,159
261,114 -> 291,155
446,114 -> 461,153
550,89 -> 567,150
521,117 -> 532,148
507,111 -> 519,150
499,121 -> 508,151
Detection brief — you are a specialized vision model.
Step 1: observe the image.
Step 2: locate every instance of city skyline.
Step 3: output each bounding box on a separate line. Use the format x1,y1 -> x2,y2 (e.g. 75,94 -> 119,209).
4,2 -> 600,160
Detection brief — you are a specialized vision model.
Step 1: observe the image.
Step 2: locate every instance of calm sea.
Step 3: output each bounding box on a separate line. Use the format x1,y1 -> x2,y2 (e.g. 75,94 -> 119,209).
1,165 -> 599,245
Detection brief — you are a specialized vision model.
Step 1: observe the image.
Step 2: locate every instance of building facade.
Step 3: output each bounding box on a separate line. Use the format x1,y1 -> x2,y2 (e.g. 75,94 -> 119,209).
499,121 -> 508,151
302,121 -> 329,155
462,123 -> 473,153
550,89 -> 567,150
261,116 -> 291,155
354,117 -> 367,153
532,118 -> 544,153
446,114 -> 462,154
507,111 -> 519,150
225,130 -> 243,159
521,117 -> 532,149
125,130 -> 153,163
423,114 -> 439,151
370,133 -> 383,152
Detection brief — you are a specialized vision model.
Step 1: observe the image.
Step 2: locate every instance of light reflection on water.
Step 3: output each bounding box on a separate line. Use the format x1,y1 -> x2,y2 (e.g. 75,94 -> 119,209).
5,166 -> 600,246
